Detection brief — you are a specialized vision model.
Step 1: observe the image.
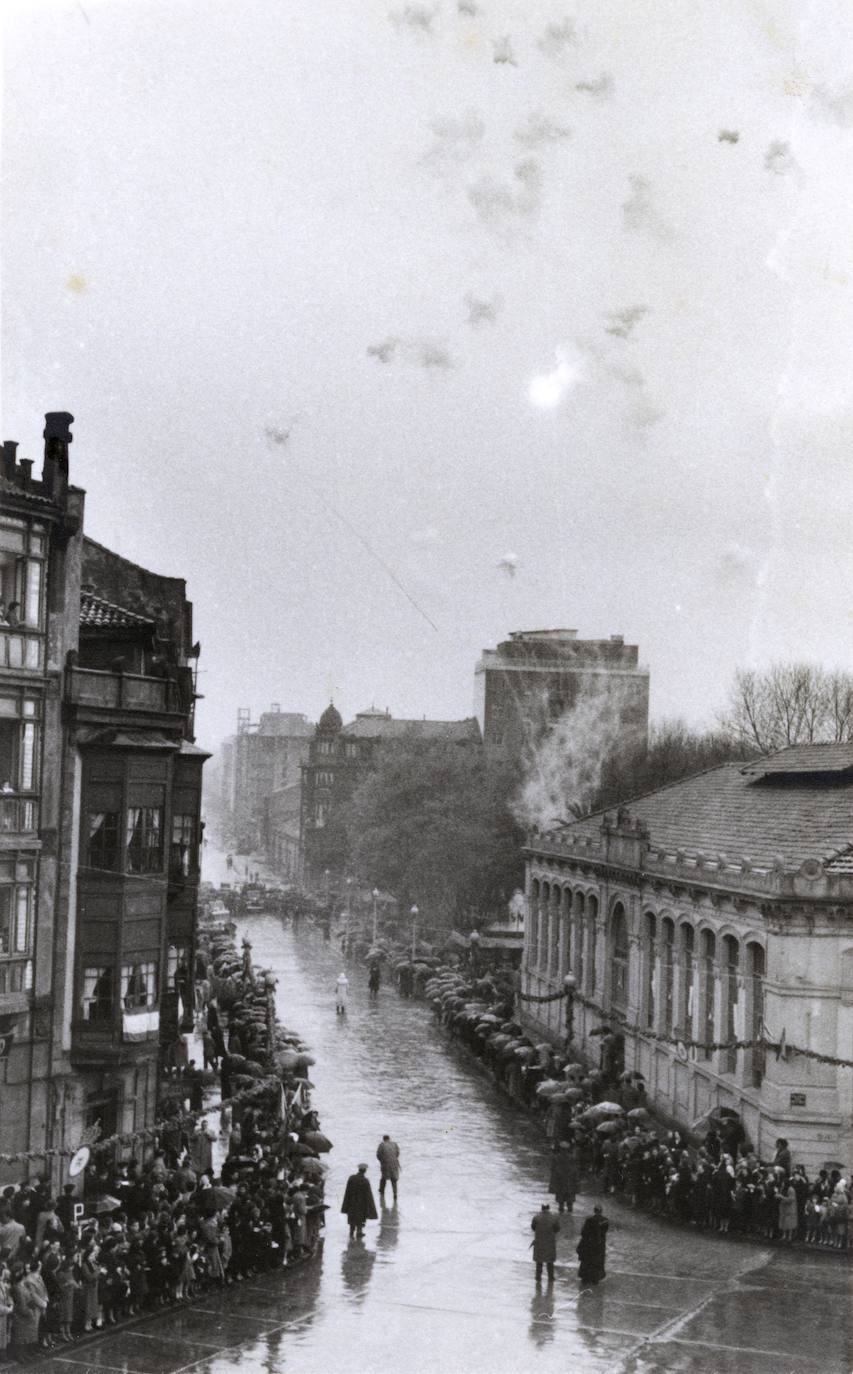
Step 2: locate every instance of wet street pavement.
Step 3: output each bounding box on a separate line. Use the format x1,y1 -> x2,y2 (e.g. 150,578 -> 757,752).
40,912 -> 852,1374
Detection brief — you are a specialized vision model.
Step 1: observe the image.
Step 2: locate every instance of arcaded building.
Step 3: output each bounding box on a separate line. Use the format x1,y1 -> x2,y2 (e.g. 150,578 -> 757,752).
474,628 -> 649,756
521,744 -> 853,1171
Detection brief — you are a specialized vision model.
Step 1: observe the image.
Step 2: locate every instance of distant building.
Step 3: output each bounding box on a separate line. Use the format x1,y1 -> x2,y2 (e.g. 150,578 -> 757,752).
0,413 -> 206,1178
521,743 -> 853,1170
474,628 -> 649,757
218,706 -> 314,855
300,705 -> 482,885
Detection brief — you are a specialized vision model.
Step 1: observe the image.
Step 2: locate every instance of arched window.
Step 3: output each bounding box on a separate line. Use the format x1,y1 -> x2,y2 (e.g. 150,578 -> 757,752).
610,902 -> 629,1010
550,885 -> 561,974
529,880 -> 540,968
572,890 -> 585,987
747,942 -> 765,1087
661,918 -> 675,1034
679,924 -> 695,1037
559,888 -> 572,978
700,930 -> 716,1059
586,895 -> 598,995
644,913 -> 657,1029
723,935 -> 740,1074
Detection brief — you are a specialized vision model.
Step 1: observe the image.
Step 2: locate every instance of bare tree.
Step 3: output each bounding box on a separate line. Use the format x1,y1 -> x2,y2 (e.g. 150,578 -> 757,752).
720,662 -> 853,753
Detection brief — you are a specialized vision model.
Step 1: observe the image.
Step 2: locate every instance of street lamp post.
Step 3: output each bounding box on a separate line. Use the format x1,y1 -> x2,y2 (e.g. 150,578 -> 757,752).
563,972 -> 577,1048
410,904 -> 419,961
345,877 -> 353,956
372,888 -> 380,945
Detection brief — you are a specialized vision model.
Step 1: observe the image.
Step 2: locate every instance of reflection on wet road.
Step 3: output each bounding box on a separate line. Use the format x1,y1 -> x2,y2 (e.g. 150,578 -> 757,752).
47,919 -> 852,1374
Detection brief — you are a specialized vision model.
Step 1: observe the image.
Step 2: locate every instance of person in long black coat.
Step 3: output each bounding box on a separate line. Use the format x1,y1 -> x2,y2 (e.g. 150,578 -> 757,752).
341,1165 -> 378,1240
576,1205 -> 608,1284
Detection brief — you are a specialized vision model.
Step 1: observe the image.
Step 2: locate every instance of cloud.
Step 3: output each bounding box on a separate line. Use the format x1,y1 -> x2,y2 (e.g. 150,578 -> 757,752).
497,551 -> 519,576
604,304 -> 649,339
809,82 -> 853,127
575,73 -> 614,101
467,158 -> 543,231
493,36 -> 518,66
424,110 -> 486,168
718,129 -> 740,144
528,347 -> 580,409
367,336 -> 455,369
537,18 -> 577,59
513,111 -> 571,148
390,4 -> 437,34
622,175 -> 673,240
765,140 -> 797,175
465,292 -> 502,325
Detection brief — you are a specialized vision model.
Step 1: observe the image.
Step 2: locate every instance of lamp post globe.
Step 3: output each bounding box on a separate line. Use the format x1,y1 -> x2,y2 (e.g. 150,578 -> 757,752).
410,904 -> 419,960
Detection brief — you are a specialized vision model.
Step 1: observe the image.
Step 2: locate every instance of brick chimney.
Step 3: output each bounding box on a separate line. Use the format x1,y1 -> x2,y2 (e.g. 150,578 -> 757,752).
42,411 -> 74,498
1,441 -> 17,481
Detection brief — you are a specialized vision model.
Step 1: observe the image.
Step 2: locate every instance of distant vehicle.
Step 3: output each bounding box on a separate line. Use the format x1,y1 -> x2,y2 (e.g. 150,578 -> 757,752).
241,882 -> 267,914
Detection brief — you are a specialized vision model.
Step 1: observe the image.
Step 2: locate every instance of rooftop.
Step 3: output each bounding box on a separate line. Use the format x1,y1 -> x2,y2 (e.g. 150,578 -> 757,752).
80,591 -> 154,630
343,716 -> 482,743
541,742 -> 853,871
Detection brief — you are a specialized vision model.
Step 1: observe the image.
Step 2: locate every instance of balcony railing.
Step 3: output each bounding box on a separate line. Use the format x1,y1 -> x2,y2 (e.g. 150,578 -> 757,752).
0,796 -> 36,835
65,666 -> 178,713
0,627 -> 43,672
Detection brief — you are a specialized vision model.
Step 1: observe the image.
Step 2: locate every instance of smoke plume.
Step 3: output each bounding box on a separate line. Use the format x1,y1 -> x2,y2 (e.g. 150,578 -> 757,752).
514,675 -> 641,831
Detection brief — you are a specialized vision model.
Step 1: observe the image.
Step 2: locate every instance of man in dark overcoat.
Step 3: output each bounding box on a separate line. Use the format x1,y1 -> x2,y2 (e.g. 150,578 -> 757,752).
341,1164 -> 378,1239
576,1204 -> 609,1284
549,1141 -> 579,1213
530,1203 -> 560,1284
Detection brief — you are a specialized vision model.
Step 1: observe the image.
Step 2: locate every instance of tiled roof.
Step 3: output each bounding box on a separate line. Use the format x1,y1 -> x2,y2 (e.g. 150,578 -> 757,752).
0,475 -> 56,507
553,753 -> 853,869
80,591 -> 154,629
342,716 -> 482,743
740,742 -> 853,777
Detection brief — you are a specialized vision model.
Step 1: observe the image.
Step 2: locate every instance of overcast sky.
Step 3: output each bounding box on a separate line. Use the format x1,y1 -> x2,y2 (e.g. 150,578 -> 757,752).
4,0 -> 853,748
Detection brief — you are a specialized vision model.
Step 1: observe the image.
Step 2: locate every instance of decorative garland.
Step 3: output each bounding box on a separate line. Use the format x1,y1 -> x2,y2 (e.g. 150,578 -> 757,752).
517,983 -> 853,1068
0,1075 -> 280,1167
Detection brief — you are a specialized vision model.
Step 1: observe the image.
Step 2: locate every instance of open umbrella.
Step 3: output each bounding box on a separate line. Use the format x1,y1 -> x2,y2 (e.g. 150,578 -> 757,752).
299,1157 -> 327,1177
591,1101 -> 623,1115
93,1194 -> 122,1214
597,1120 -> 624,1135
536,1079 -> 563,1097
627,1107 -> 650,1121
563,1063 -> 585,1077
561,1087 -> 585,1103
198,1184 -> 236,1211
302,1131 -> 333,1153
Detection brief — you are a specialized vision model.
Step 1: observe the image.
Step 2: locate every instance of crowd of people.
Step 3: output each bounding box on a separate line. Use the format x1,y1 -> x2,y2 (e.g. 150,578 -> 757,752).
0,910 -> 331,1364
419,961 -> 853,1254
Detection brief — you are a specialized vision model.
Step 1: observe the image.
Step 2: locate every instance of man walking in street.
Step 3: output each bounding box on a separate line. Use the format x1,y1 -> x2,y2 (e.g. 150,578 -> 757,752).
549,1140 -> 579,1214
335,971 -> 349,1015
341,1164 -> 378,1240
530,1202 -> 560,1285
376,1135 -> 401,1204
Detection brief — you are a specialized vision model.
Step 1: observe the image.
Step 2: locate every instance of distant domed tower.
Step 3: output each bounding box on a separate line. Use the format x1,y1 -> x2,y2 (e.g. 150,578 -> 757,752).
317,702 -> 343,737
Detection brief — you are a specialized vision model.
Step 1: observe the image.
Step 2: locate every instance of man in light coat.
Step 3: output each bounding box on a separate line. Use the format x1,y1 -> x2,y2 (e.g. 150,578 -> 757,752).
376,1135 -> 401,1204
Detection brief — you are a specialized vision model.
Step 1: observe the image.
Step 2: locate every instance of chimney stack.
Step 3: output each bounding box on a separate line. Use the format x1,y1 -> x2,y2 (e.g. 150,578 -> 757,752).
1,441 -> 17,481
42,410 -> 74,498
18,459 -> 33,488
